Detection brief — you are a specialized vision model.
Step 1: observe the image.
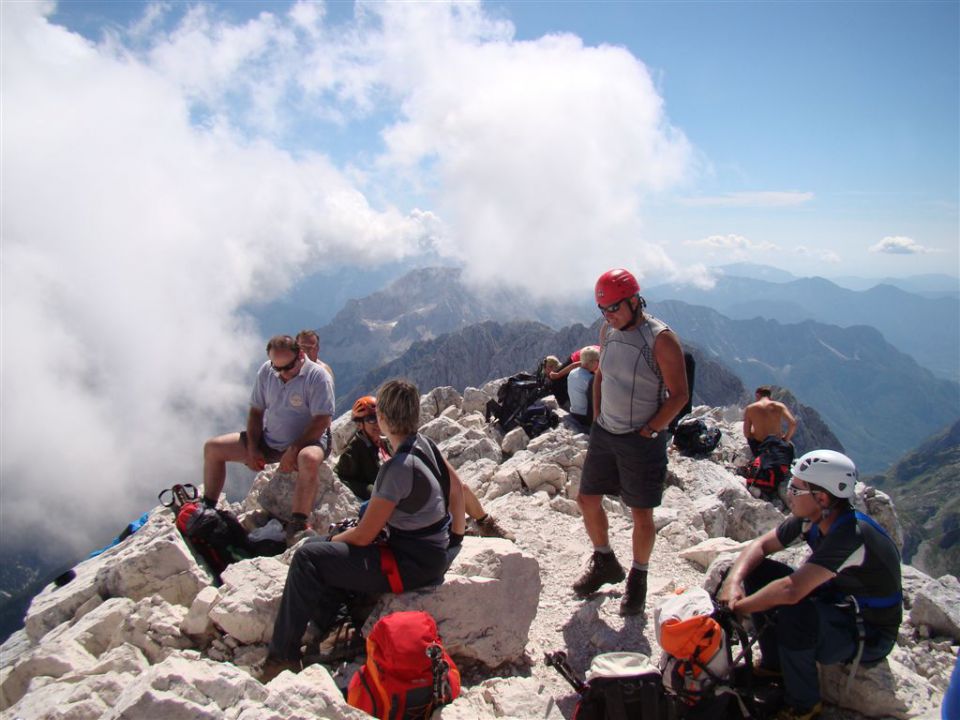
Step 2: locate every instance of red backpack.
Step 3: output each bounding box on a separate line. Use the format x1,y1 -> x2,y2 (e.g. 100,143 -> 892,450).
347,611 -> 460,719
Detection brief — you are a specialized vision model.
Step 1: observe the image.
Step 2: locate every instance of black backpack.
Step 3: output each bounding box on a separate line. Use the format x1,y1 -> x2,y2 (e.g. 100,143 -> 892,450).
486,372 -> 544,431
547,651 -> 667,720
176,503 -> 253,583
741,439 -> 795,497
672,418 -> 721,456
518,401 -> 560,439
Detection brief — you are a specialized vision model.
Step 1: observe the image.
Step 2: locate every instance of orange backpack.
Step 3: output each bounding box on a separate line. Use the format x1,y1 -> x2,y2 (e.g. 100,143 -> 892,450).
347,611 -> 460,719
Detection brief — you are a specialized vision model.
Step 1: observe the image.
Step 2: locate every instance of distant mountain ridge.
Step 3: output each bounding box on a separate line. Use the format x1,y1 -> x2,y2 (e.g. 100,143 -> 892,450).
318,267 -> 594,407
648,299 -> 960,473
342,318 -> 748,413
647,274 -> 960,381
872,419 -> 960,579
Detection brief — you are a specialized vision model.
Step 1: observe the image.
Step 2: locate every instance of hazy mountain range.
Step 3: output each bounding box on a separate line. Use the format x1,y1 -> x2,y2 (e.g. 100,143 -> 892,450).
649,299 -> 959,472
647,273 -> 960,381
871,419 -> 960,579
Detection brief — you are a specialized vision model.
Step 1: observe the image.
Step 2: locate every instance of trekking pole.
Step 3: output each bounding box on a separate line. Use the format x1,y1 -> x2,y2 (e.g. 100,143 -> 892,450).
544,651 -> 588,694
427,644 -> 453,706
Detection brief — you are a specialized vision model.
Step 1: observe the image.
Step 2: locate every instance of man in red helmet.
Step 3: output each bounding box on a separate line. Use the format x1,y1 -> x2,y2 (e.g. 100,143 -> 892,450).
574,268 -> 689,615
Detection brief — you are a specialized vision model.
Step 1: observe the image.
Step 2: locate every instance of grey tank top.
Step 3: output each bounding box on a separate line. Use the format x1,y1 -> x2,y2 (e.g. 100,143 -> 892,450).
597,315 -> 670,434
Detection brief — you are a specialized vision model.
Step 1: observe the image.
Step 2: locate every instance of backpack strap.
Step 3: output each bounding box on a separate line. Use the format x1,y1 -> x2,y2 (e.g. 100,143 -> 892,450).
378,545 -> 404,593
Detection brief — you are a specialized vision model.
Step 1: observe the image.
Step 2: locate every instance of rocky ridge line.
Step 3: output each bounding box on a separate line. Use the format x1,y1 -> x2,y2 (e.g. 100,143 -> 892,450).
1,382 -> 956,719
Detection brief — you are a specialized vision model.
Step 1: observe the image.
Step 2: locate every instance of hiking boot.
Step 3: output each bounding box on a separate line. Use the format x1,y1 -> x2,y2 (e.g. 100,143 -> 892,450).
285,518 -> 315,547
619,568 -> 647,616
475,514 -> 516,542
573,551 -> 625,597
259,656 -> 300,684
775,702 -> 822,720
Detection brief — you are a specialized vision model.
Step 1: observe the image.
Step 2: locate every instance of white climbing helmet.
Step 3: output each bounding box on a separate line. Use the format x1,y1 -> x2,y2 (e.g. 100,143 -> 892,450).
791,449 -> 858,498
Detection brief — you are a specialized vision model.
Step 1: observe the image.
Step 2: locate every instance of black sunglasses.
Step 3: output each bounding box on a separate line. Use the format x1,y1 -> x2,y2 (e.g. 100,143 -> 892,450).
598,299 -> 625,314
360,415 -> 379,424
271,356 -> 299,373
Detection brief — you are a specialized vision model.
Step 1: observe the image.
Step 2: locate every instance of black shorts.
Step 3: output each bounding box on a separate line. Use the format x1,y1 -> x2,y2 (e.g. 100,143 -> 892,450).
580,423 -> 668,508
239,427 -> 331,463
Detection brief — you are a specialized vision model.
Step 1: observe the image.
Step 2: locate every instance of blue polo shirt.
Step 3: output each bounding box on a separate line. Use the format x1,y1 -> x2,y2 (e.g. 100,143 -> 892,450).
250,359 -> 334,450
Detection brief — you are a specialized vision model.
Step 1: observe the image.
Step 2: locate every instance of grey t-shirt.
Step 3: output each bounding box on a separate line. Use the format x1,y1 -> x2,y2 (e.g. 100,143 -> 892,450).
250,359 -> 335,450
373,434 -> 448,548
597,315 -> 670,434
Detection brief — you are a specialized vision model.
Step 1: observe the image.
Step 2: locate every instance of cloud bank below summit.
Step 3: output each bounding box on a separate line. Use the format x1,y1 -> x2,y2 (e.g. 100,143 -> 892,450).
1,0 -> 695,555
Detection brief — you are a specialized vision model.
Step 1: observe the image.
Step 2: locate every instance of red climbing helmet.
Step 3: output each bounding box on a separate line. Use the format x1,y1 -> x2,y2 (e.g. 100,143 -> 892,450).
595,268 -> 640,306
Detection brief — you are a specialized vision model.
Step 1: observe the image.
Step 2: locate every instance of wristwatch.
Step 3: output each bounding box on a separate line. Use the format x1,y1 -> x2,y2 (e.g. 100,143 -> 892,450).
643,424 -> 658,438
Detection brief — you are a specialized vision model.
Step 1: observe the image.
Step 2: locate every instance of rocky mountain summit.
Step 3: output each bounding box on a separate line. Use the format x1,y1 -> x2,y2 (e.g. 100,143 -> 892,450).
2,383 -> 956,719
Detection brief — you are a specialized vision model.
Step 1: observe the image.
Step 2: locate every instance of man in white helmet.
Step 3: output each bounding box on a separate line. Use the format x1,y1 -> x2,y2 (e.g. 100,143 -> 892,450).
718,450 -> 902,720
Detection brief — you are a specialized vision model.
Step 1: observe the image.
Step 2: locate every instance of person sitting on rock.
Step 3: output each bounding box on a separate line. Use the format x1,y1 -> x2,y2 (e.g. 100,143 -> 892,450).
718,450 -> 902,720
295,329 -> 335,383
336,396 -> 514,540
201,334 -> 334,545
334,396 -> 390,501
567,345 -> 599,430
261,379 -> 466,681
743,386 -> 797,457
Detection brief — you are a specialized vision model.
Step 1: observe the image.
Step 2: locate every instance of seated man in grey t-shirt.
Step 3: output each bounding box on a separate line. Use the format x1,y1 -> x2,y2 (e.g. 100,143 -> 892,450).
202,334 -> 335,541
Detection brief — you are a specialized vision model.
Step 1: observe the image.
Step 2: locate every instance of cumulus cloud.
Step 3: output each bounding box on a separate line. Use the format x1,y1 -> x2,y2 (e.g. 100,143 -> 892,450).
680,191 -> 813,207
684,234 -> 778,260
1,1 -> 694,556
868,236 -> 939,254
793,246 -> 841,263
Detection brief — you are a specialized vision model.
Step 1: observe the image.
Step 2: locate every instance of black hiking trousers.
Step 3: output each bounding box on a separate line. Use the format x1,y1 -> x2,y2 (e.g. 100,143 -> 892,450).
268,534 -> 448,661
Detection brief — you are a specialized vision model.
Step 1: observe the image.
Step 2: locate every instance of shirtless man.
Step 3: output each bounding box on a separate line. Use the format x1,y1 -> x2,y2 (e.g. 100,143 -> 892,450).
743,386 -> 797,457
295,330 -> 335,383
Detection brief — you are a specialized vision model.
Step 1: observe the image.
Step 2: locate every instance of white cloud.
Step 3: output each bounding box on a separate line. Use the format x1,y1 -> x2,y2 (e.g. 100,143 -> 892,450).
868,236 -> 939,255
683,234 -> 777,261
793,246 -> 841,263
1,0 -> 695,556
680,191 -> 814,207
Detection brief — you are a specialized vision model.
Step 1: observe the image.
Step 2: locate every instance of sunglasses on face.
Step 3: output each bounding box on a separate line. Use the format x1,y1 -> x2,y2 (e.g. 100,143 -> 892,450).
598,299 -> 626,314
361,415 -> 379,424
786,481 -> 813,497
271,356 -> 299,373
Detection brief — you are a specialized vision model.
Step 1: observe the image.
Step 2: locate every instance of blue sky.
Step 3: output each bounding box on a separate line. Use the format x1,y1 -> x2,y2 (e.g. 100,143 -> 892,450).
47,0 -> 959,282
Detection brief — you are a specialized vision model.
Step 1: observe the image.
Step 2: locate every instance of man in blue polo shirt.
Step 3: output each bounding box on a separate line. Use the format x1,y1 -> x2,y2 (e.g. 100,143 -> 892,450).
202,335 -> 335,541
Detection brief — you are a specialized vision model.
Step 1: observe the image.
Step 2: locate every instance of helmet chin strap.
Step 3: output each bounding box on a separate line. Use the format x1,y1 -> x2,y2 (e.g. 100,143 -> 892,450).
627,295 -> 646,328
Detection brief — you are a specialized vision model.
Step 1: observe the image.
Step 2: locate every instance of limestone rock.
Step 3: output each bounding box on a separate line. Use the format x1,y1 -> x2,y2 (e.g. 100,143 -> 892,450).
365,538 -> 541,668
910,575 -> 960,642
679,538 -> 750,571
820,653 -> 942,719
725,496 -> 786,542
440,676 -> 565,719
858,484 -> 904,552
106,654 -> 268,719
420,415 -> 466,444
461,387 -> 491,416
252,664 -> 370,720
24,512 -> 207,643
439,432 -> 502,470
420,387 -> 463,425
660,520 -> 708,551
182,586 -> 221,637
249,464 -> 354,526
329,410 -> 357,456
500,427 -> 529,455
209,557 -> 289,645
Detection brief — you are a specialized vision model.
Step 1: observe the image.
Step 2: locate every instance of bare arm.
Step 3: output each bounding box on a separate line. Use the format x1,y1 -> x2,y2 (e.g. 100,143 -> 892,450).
642,331 -> 688,433
243,407 -> 266,473
781,404 -> 798,442
733,562 -> 836,615
289,414 -> 332,452
718,528 -> 783,606
549,361 -> 580,381
332,496 -> 396,546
